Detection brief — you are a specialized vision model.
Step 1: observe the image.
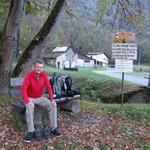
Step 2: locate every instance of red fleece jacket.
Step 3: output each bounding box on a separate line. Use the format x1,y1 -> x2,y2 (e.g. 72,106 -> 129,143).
21,70 -> 53,104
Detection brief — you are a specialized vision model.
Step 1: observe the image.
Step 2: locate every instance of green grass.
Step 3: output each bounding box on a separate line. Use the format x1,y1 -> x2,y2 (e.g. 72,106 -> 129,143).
44,66 -> 137,102
44,66 -> 136,85
114,71 -> 149,78
44,66 -> 137,85
125,71 -> 149,78
134,64 -> 150,72
81,100 -> 150,121
112,63 -> 150,77
44,66 -> 111,80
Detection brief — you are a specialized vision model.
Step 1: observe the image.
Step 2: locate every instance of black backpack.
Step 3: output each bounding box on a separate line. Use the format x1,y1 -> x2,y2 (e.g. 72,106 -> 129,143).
62,76 -> 74,97
50,76 -> 62,98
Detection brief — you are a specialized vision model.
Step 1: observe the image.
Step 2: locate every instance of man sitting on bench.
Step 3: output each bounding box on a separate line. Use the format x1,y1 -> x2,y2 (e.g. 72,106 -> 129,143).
21,61 -> 61,143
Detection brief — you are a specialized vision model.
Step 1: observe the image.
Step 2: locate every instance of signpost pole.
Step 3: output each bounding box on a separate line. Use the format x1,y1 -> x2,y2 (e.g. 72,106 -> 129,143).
112,32 -> 137,106
139,49 -> 141,71
148,72 -> 150,87
121,72 -> 124,107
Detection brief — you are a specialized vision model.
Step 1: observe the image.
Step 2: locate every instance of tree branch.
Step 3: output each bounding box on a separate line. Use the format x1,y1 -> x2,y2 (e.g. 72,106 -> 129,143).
12,0 -> 66,77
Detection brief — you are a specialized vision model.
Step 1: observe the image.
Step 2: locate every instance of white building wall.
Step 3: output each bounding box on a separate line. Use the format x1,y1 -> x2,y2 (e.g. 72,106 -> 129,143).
54,49 -> 97,69
75,57 -> 94,68
84,60 -> 94,68
75,58 -> 84,67
96,54 -> 108,64
55,52 -> 76,69
86,54 -> 108,66
55,54 -> 65,69
63,61 -> 76,68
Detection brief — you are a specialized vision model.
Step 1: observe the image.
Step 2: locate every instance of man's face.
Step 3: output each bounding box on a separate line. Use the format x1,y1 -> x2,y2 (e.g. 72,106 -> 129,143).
34,63 -> 43,74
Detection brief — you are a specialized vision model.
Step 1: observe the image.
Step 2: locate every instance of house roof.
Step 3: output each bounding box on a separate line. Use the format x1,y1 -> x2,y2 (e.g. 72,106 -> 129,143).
78,54 -> 96,61
43,52 -> 64,59
52,46 -> 68,52
86,51 -> 105,55
43,46 -> 68,59
86,51 -> 109,58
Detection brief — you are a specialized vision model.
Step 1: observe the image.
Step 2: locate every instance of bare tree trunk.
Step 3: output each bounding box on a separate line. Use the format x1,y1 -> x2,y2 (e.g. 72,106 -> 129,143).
0,0 -> 26,96
12,0 -> 66,77
15,30 -> 20,59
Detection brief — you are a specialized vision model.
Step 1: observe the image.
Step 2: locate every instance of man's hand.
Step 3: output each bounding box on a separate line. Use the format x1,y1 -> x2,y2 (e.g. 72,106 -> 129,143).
51,100 -> 57,107
27,102 -> 34,109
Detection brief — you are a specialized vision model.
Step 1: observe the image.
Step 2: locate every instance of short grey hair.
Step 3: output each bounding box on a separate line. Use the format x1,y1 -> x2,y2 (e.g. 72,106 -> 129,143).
34,60 -> 43,66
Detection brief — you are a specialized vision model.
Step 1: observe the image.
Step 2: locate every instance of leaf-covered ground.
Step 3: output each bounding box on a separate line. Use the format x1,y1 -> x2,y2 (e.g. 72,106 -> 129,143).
0,97 -> 150,150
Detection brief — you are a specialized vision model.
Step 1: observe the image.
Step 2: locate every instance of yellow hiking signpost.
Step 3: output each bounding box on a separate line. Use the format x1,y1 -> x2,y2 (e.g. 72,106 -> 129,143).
112,32 -> 137,106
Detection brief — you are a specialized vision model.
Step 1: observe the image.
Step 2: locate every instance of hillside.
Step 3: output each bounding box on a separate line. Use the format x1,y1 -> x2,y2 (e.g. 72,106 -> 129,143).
0,0 -> 150,63
56,0 -> 150,63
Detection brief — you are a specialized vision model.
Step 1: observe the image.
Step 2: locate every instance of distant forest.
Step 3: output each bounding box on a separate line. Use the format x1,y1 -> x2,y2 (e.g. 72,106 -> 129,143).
0,0 -> 150,64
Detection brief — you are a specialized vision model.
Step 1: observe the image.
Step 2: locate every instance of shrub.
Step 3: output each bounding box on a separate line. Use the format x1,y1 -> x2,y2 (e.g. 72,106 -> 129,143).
64,68 -> 78,71
74,78 -> 121,103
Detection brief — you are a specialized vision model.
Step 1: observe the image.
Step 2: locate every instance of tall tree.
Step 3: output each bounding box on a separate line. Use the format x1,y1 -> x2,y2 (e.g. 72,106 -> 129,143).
95,0 -> 145,30
0,0 -> 26,95
12,0 -> 66,77
0,0 -> 66,96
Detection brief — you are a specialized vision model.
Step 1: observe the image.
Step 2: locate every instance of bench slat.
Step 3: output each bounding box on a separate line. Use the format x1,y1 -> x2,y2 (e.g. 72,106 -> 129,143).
10,77 -> 81,103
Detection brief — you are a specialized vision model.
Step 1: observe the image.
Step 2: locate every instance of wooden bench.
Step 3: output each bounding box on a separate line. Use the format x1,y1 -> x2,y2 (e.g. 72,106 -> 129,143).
11,77 -> 81,125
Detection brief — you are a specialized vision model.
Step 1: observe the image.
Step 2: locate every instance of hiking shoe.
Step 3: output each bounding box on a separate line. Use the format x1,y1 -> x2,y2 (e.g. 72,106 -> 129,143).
51,128 -> 62,137
43,125 -> 50,139
34,125 -> 42,141
24,132 -> 33,143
